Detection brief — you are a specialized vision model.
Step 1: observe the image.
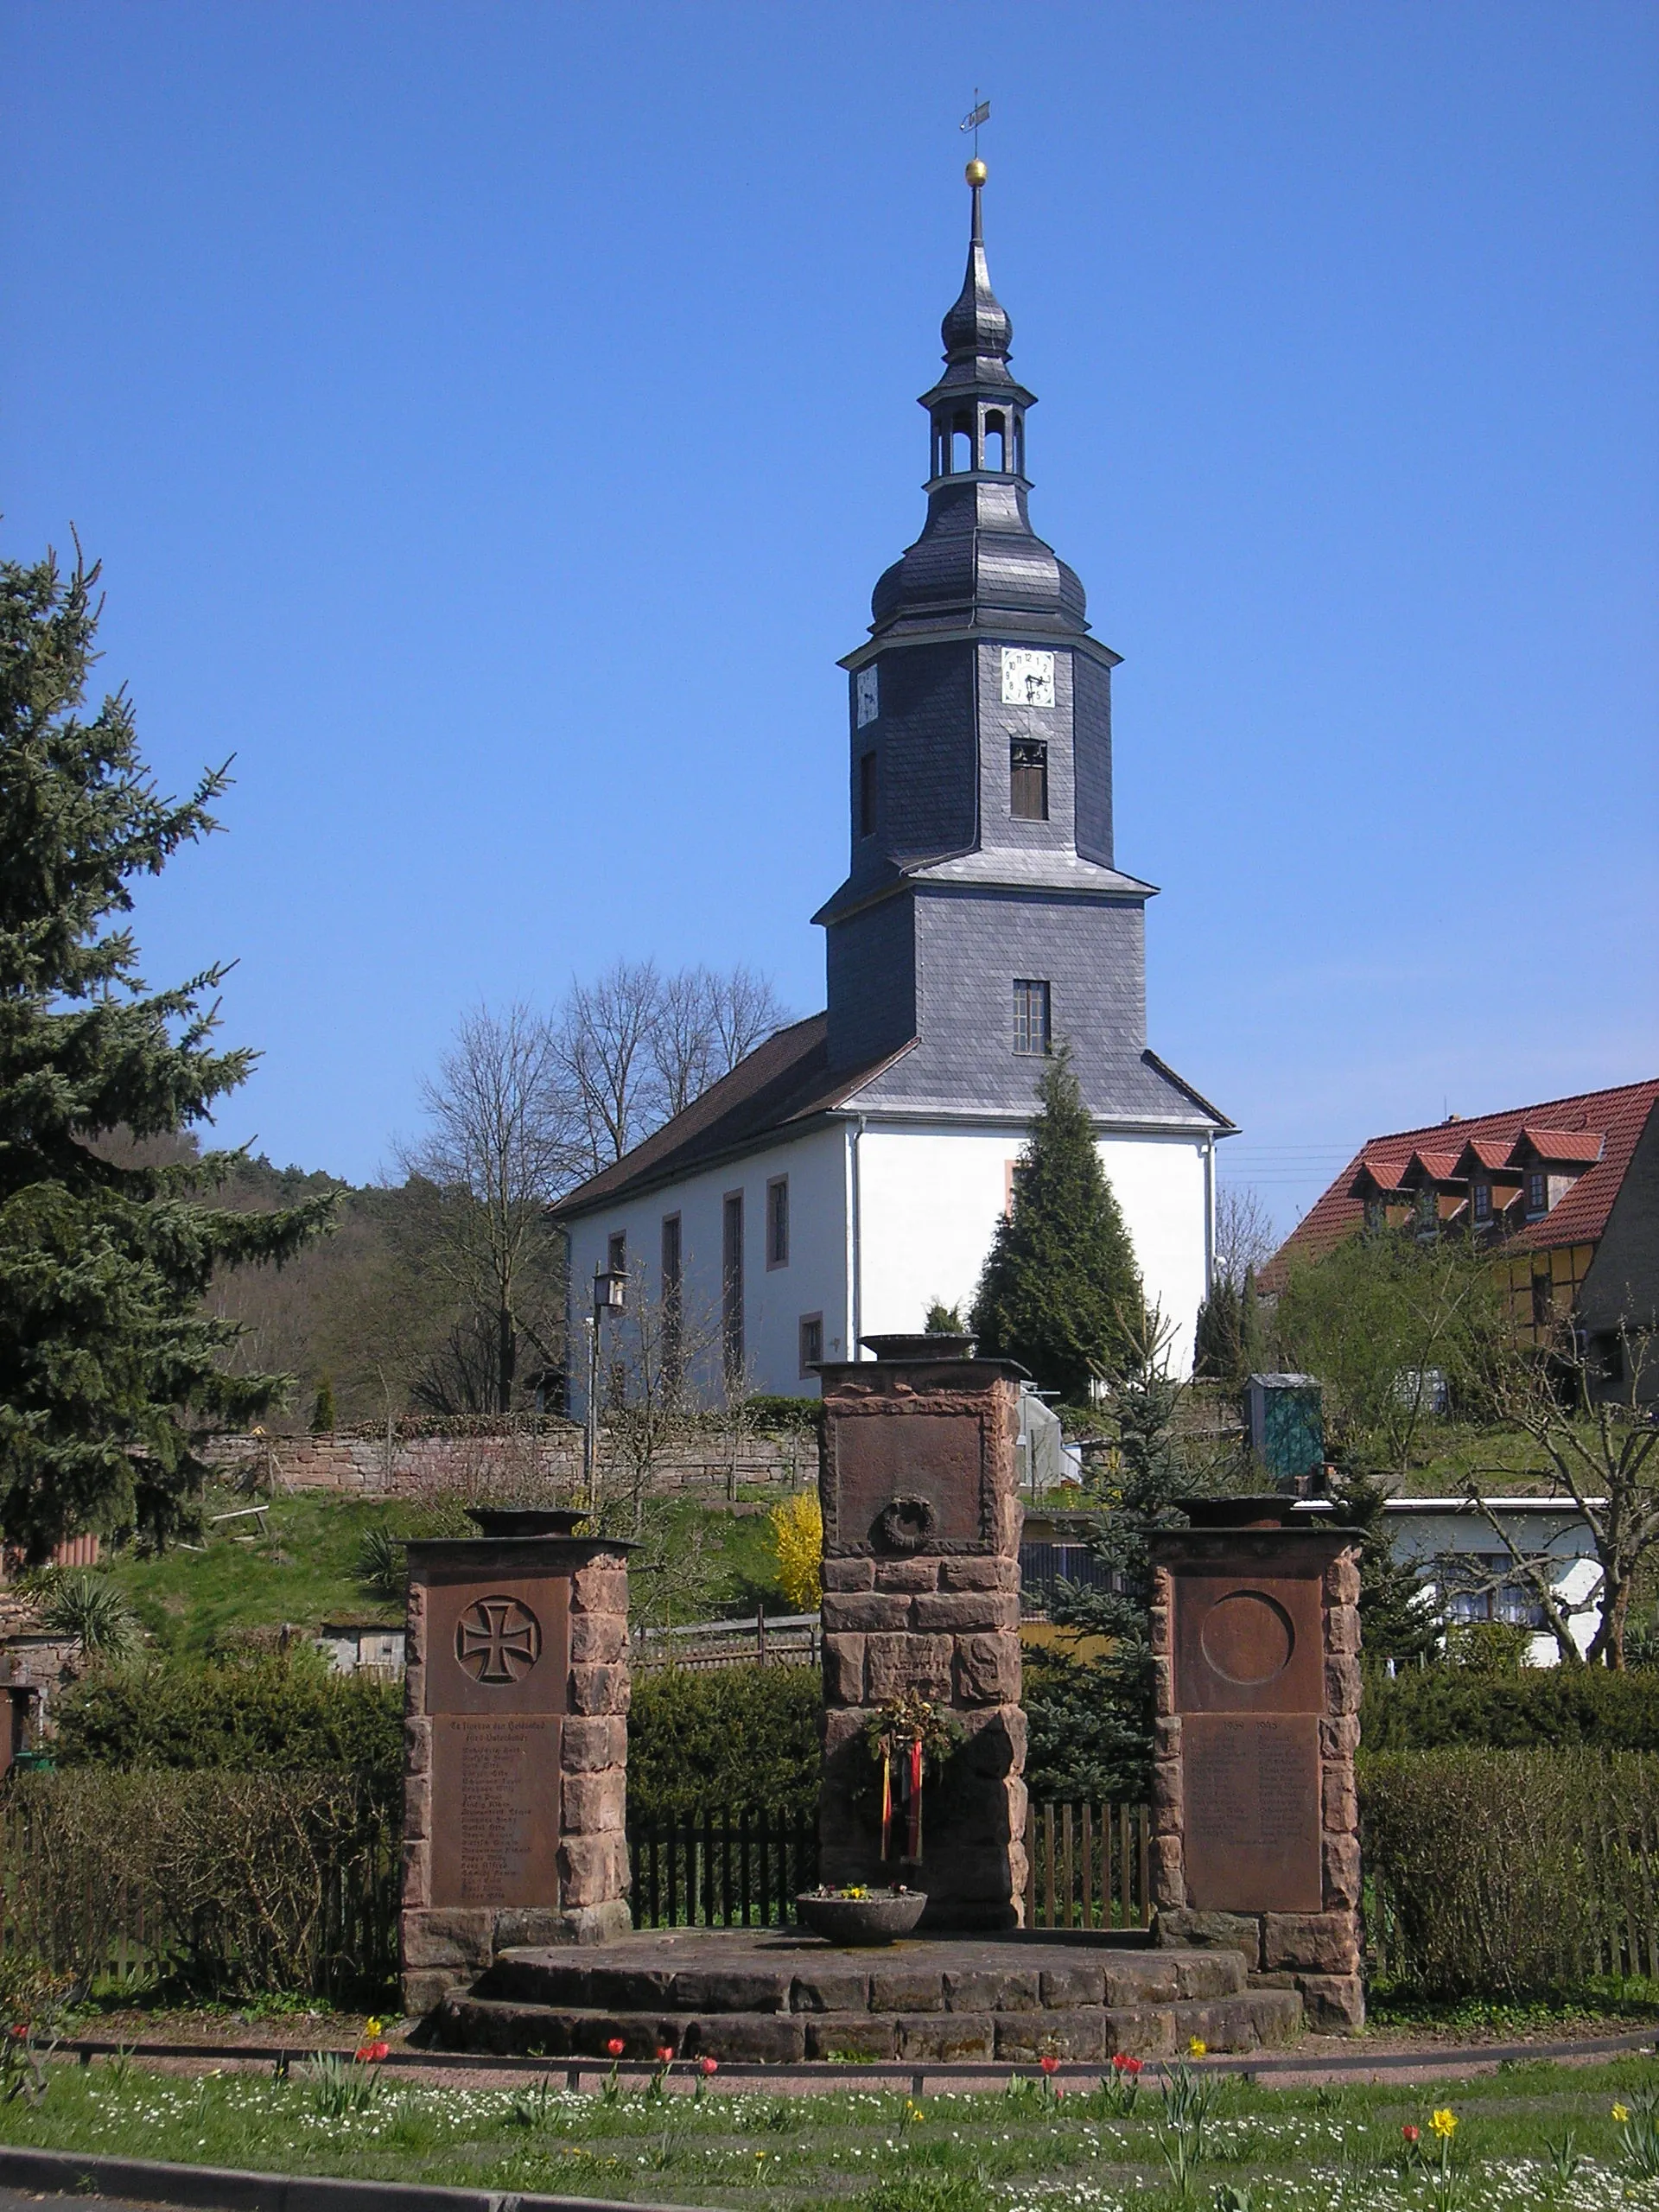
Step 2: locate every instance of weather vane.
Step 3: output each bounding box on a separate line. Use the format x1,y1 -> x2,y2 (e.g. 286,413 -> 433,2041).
959,92 -> 990,168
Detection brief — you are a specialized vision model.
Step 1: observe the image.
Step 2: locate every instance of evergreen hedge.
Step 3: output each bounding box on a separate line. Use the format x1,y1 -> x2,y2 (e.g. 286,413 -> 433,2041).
628,1664 -> 821,1820
53,1656 -> 403,1796
1361,1664 -> 1659,1752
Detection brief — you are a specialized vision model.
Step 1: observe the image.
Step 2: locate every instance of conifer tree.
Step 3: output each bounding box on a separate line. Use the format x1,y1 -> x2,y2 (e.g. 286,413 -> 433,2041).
0,542 -> 334,1555
1192,1274 -> 1244,1385
969,1045 -> 1142,1400
1024,1314 -> 1192,1800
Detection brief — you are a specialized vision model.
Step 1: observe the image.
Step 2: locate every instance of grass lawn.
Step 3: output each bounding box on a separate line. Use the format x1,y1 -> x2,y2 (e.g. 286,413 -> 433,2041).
4,2051 -> 1659,2209
97,1488 -> 790,1657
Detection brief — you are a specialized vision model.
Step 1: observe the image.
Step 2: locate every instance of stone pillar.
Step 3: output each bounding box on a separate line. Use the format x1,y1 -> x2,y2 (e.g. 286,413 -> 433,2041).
1149,1499 -> 1363,2033
817,1338 -> 1027,1930
400,1508 -> 632,2017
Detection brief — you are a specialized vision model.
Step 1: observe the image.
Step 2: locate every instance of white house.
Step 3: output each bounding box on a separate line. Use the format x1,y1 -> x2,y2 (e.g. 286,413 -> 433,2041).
554,172 -> 1228,1405
1382,1497 -> 1605,1666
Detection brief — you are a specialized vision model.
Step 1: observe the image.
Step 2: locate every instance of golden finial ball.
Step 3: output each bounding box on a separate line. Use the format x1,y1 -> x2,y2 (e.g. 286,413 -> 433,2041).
965,158 -> 988,186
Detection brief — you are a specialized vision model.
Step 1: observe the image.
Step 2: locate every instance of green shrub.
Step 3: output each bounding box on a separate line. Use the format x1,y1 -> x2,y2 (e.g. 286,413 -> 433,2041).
1362,1748 -> 1659,1999
628,1664 -> 821,1821
1362,1664 -> 1659,1751
3,1767 -> 393,2000
53,1653 -> 402,1796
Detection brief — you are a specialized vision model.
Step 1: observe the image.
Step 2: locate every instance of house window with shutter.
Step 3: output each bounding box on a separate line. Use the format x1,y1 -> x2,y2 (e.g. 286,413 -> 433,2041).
722,1192 -> 745,1380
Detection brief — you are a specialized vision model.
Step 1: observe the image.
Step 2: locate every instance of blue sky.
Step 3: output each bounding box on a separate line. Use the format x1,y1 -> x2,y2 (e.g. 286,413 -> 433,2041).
5,2 -> 1656,1233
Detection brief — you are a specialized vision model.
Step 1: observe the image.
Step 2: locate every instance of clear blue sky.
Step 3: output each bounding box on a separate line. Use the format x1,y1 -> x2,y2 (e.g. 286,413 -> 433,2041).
5,2 -> 1656,1233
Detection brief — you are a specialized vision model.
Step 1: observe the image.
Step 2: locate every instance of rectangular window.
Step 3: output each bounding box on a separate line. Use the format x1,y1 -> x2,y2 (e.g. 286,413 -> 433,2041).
859,751 -> 877,838
660,1214 -> 682,1371
1013,978 -> 1051,1056
798,1312 -> 823,1376
1527,1169 -> 1548,1218
607,1230 -> 626,1275
766,1175 -> 789,1268
722,1191 -> 745,1381
1010,738 -> 1048,821
1472,1182 -> 1491,1224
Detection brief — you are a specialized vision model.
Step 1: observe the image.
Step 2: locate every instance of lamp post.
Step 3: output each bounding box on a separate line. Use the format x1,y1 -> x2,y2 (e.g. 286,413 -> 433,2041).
584,1266 -> 626,1514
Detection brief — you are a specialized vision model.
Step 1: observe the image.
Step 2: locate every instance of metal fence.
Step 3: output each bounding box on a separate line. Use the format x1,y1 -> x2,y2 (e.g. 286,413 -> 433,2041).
626,1807 -> 818,1928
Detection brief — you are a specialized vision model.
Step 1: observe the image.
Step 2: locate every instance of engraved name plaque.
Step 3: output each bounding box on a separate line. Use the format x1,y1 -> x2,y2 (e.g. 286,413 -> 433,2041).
1182,1712 -> 1321,1914
424,1572 -> 570,1911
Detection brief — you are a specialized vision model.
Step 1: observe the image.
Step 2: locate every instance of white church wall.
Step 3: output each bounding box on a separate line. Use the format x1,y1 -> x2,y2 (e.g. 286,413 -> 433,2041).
855,1121 -> 1211,1376
563,1122 -> 850,1414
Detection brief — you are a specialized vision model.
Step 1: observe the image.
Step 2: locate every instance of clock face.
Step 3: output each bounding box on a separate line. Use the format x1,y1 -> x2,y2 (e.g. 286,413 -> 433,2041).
1001,647 -> 1055,709
855,666 -> 879,728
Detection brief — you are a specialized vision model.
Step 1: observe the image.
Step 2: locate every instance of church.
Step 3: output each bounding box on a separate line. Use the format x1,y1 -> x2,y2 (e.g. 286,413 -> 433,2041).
554,166 -> 1230,1402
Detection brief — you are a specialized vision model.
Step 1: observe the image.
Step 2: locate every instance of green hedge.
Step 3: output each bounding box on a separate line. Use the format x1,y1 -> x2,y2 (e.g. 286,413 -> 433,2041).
53,1656 -> 403,1796
628,1664 -> 821,1821
1361,1664 -> 1659,1751
1362,1748 -> 1659,1999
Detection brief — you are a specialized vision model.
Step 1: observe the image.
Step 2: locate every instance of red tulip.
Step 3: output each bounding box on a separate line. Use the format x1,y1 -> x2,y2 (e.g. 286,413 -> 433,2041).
656,2045 -> 674,2064
1111,2053 -> 1143,2075
699,2056 -> 718,2076
607,2038 -> 625,2058
1402,2125 -> 1421,2145
1039,2056 -> 1059,2075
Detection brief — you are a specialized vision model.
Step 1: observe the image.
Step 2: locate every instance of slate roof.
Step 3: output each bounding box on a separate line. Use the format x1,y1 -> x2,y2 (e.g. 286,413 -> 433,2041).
1261,1078 -> 1659,1291
550,1015 -> 902,1221
551,1015 -> 1232,1223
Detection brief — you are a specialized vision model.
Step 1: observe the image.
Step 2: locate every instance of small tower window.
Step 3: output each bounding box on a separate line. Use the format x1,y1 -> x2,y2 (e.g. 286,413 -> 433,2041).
1013,978 -> 1052,1056
859,751 -> 877,838
1010,738 -> 1048,820
984,410 -> 1007,471
1013,412 -> 1025,474
950,410 -> 974,473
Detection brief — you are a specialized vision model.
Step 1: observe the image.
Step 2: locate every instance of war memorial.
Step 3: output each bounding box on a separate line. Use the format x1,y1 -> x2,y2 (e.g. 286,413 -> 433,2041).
408,1335 -> 1362,2062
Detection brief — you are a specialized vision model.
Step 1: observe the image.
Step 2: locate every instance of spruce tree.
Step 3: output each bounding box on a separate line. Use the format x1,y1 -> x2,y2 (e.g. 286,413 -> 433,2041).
1192,1274 -> 1244,1385
1024,1319 -> 1193,1800
0,542 -> 334,1555
969,1045 -> 1143,1401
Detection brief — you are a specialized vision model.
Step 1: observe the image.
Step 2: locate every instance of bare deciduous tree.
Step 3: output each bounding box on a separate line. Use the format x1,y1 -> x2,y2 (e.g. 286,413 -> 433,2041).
560,960 -> 663,1175
702,963 -> 789,1075
402,1004 -> 575,1413
1215,1183 -> 1277,1281
1452,1317 -> 1659,1669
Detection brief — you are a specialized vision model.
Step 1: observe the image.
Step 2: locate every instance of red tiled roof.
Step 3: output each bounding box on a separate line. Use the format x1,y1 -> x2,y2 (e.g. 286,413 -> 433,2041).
1452,1136 -> 1521,1179
1405,1148 -> 1462,1185
1261,1078 -> 1659,1291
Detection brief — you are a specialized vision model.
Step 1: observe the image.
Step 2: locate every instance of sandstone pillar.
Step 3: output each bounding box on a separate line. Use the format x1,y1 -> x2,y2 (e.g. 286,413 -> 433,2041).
400,1507 -> 632,2016
817,1338 -> 1027,1930
1149,1499 -> 1363,2032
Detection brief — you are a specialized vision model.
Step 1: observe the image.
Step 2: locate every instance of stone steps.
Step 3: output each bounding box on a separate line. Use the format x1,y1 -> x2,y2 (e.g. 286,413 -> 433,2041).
430,1931 -> 1304,2064
435,1986 -> 1303,2063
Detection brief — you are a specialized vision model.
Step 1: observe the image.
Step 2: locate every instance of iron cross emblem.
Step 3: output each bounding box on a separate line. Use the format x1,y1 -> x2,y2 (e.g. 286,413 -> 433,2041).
454,1596 -> 543,1685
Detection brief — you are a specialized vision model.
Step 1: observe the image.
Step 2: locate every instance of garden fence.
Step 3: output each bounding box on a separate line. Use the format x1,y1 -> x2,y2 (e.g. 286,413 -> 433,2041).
1023,1800 -> 1153,1931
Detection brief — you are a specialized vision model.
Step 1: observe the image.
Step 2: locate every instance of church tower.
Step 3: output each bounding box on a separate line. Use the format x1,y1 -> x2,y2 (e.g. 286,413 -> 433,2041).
817,166 -> 1186,1133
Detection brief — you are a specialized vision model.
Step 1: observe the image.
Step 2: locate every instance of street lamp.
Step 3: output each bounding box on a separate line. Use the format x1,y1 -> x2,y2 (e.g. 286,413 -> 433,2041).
584,1267 -> 626,1513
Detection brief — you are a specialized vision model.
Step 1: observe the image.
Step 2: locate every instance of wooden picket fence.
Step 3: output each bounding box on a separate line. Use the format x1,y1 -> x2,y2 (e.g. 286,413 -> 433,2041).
1023,1800 -> 1153,1931
627,1807 -> 819,1929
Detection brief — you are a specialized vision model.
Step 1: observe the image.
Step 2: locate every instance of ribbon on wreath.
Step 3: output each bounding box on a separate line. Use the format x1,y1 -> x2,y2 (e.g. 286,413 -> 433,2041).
880,1745 -> 893,1861
906,1733 -> 924,1860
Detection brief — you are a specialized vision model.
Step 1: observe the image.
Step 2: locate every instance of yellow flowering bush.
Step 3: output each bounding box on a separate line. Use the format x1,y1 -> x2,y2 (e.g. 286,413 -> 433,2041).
770,1489 -> 823,1611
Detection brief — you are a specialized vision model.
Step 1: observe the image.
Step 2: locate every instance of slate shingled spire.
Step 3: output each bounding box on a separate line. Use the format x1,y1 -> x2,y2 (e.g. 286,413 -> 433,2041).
869,168 -> 1087,641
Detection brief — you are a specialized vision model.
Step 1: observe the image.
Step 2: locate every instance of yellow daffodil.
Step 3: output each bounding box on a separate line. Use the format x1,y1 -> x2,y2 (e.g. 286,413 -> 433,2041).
1614,2104 -> 1631,2122
1187,2037 -> 1207,2058
1430,2109 -> 1458,2139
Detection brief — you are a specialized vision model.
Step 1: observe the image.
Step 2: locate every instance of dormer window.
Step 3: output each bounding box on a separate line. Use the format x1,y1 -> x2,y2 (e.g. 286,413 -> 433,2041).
1527,1169 -> 1548,1219
1363,1197 -> 1385,1232
1471,1181 -> 1491,1225
1415,1186 -> 1439,1232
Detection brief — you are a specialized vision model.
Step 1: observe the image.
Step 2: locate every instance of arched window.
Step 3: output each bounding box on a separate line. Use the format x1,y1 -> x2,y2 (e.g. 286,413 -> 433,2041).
1013,412 -> 1025,474
931,416 -> 947,477
950,410 -> 974,474
983,410 -> 1007,472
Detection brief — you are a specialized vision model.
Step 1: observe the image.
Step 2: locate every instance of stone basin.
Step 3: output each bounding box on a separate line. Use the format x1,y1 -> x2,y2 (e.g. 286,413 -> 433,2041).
794,1891 -> 929,1945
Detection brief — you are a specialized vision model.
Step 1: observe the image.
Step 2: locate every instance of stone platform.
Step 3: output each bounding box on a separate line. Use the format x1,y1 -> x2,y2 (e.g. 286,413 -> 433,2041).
432,1927 -> 1304,2063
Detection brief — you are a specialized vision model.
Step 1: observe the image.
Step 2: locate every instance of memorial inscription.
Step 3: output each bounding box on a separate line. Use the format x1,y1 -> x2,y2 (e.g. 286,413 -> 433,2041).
431,1713 -> 562,1908
1183,1712 -> 1321,1914
830,1413 -> 985,1549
